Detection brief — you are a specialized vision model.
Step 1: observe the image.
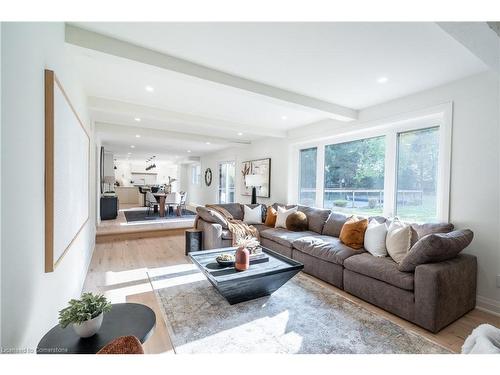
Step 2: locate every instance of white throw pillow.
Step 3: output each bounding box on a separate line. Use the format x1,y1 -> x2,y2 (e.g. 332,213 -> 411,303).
364,219 -> 388,257
386,218 -> 412,264
275,206 -> 298,229
243,205 -> 262,225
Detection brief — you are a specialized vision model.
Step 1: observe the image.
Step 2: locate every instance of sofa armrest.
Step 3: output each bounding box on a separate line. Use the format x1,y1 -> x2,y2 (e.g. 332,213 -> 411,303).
196,218 -> 223,250
414,254 -> 477,333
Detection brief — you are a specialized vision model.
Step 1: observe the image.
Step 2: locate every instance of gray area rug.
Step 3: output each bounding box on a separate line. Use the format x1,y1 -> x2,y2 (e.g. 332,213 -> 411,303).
124,208 -> 196,222
148,264 -> 450,354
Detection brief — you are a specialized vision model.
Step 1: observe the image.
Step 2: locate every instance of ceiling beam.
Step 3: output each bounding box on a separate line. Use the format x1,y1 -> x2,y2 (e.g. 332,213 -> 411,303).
66,24 -> 358,122
88,96 -> 287,139
96,122 -> 251,146
437,22 -> 500,75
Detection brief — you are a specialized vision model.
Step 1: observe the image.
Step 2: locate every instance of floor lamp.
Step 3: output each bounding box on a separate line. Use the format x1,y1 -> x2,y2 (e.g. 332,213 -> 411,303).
245,174 -> 264,204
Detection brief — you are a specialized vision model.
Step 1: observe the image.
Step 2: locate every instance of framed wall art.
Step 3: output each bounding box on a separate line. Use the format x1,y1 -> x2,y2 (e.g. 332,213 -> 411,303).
240,158 -> 271,198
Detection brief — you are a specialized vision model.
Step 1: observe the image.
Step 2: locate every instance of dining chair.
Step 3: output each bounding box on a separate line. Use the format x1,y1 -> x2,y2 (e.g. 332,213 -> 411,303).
179,192 -> 187,215
164,192 -> 181,216
145,191 -> 158,216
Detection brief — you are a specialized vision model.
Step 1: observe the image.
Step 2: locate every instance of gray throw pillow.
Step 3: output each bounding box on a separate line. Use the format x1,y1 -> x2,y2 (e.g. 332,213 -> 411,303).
196,207 -> 228,229
398,229 -> 473,272
409,222 -> 454,246
298,205 -> 331,234
322,211 -> 350,237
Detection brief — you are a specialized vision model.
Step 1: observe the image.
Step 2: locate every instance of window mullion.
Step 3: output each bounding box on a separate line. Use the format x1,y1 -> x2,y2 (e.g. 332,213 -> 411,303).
384,131 -> 397,217
316,144 -> 325,208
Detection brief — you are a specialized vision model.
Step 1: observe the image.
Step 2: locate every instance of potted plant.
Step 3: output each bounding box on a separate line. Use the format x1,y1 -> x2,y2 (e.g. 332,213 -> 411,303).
58,292 -> 112,338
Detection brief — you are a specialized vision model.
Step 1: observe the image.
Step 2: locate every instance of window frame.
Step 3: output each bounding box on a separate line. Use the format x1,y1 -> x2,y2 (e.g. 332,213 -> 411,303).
291,103 -> 452,222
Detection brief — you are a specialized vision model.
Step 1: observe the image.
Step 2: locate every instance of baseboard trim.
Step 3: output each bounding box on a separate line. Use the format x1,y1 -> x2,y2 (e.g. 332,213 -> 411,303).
476,295 -> 500,317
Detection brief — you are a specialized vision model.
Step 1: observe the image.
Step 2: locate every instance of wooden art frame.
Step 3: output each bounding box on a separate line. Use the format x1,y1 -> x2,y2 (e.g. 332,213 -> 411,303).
45,69 -> 90,273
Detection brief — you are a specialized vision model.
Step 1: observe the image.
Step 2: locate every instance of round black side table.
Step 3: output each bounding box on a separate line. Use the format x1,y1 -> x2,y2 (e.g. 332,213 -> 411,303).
37,303 -> 156,354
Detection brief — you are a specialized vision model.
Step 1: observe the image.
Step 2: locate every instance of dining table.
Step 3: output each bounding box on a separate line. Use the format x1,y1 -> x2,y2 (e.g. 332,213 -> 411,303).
153,192 -> 182,217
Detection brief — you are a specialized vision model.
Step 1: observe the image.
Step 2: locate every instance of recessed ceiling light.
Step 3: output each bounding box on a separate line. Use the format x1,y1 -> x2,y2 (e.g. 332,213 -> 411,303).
377,76 -> 388,84
187,150 -> 191,153
127,152 -> 131,155
135,134 -> 141,138
130,145 -> 135,149
134,117 -> 141,122
237,132 -> 243,136
206,142 -> 211,145
281,115 -> 288,120
145,85 -> 154,92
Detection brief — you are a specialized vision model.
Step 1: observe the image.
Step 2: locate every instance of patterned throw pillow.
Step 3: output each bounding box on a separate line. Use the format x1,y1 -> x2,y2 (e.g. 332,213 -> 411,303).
339,216 -> 369,250
386,219 -> 412,264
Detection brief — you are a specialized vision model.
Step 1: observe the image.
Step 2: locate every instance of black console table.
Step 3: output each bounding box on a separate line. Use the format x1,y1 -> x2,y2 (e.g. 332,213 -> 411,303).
100,196 -> 118,220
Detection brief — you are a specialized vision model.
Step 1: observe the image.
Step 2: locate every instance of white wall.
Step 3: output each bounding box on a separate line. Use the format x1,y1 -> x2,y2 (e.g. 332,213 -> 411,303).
1,23 -> 95,350
187,138 -> 289,206
288,71 -> 500,310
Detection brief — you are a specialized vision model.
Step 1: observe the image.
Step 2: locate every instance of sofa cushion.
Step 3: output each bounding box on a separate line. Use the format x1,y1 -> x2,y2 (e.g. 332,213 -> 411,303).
213,203 -> 244,220
298,206 -> 331,234
322,211 -> 350,237
196,207 -> 229,229
344,253 -> 415,291
292,236 -> 363,265
399,229 -> 474,272
260,228 -> 317,249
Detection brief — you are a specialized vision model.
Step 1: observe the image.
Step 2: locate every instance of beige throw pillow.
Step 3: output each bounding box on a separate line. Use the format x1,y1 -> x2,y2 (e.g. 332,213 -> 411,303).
386,219 -> 411,264
275,206 -> 297,229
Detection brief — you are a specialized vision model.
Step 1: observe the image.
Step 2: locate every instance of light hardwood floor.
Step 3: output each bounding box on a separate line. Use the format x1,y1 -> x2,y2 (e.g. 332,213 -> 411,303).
83,232 -> 500,354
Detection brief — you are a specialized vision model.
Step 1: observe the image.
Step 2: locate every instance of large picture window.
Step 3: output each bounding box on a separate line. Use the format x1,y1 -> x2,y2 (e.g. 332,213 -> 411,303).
324,136 -> 385,215
396,127 -> 439,222
299,147 -> 317,206
293,104 -> 452,223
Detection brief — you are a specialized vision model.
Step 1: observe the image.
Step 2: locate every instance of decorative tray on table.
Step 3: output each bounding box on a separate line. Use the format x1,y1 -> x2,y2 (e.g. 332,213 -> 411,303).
215,248 -> 269,267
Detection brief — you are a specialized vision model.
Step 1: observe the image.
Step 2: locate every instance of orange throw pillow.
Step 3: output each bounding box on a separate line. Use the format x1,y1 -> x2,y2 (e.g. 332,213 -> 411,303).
264,206 -> 277,227
339,216 -> 369,250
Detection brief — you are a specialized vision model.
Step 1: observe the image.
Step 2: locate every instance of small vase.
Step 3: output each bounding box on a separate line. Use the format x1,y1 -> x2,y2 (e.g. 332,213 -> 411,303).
72,313 -> 104,338
235,246 -> 249,271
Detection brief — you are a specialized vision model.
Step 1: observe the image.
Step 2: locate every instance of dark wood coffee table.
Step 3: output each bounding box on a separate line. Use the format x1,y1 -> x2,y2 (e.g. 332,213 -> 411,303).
189,247 -> 304,304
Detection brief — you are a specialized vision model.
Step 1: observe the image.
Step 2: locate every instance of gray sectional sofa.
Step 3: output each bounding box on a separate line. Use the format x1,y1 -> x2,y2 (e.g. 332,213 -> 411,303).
195,203 -> 477,333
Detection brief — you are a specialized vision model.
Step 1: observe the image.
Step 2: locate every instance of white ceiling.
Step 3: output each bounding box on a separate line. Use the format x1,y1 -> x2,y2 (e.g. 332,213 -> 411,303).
73,22 -> 487,109
69,22 -> 488,157
71,47 -> 325,132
